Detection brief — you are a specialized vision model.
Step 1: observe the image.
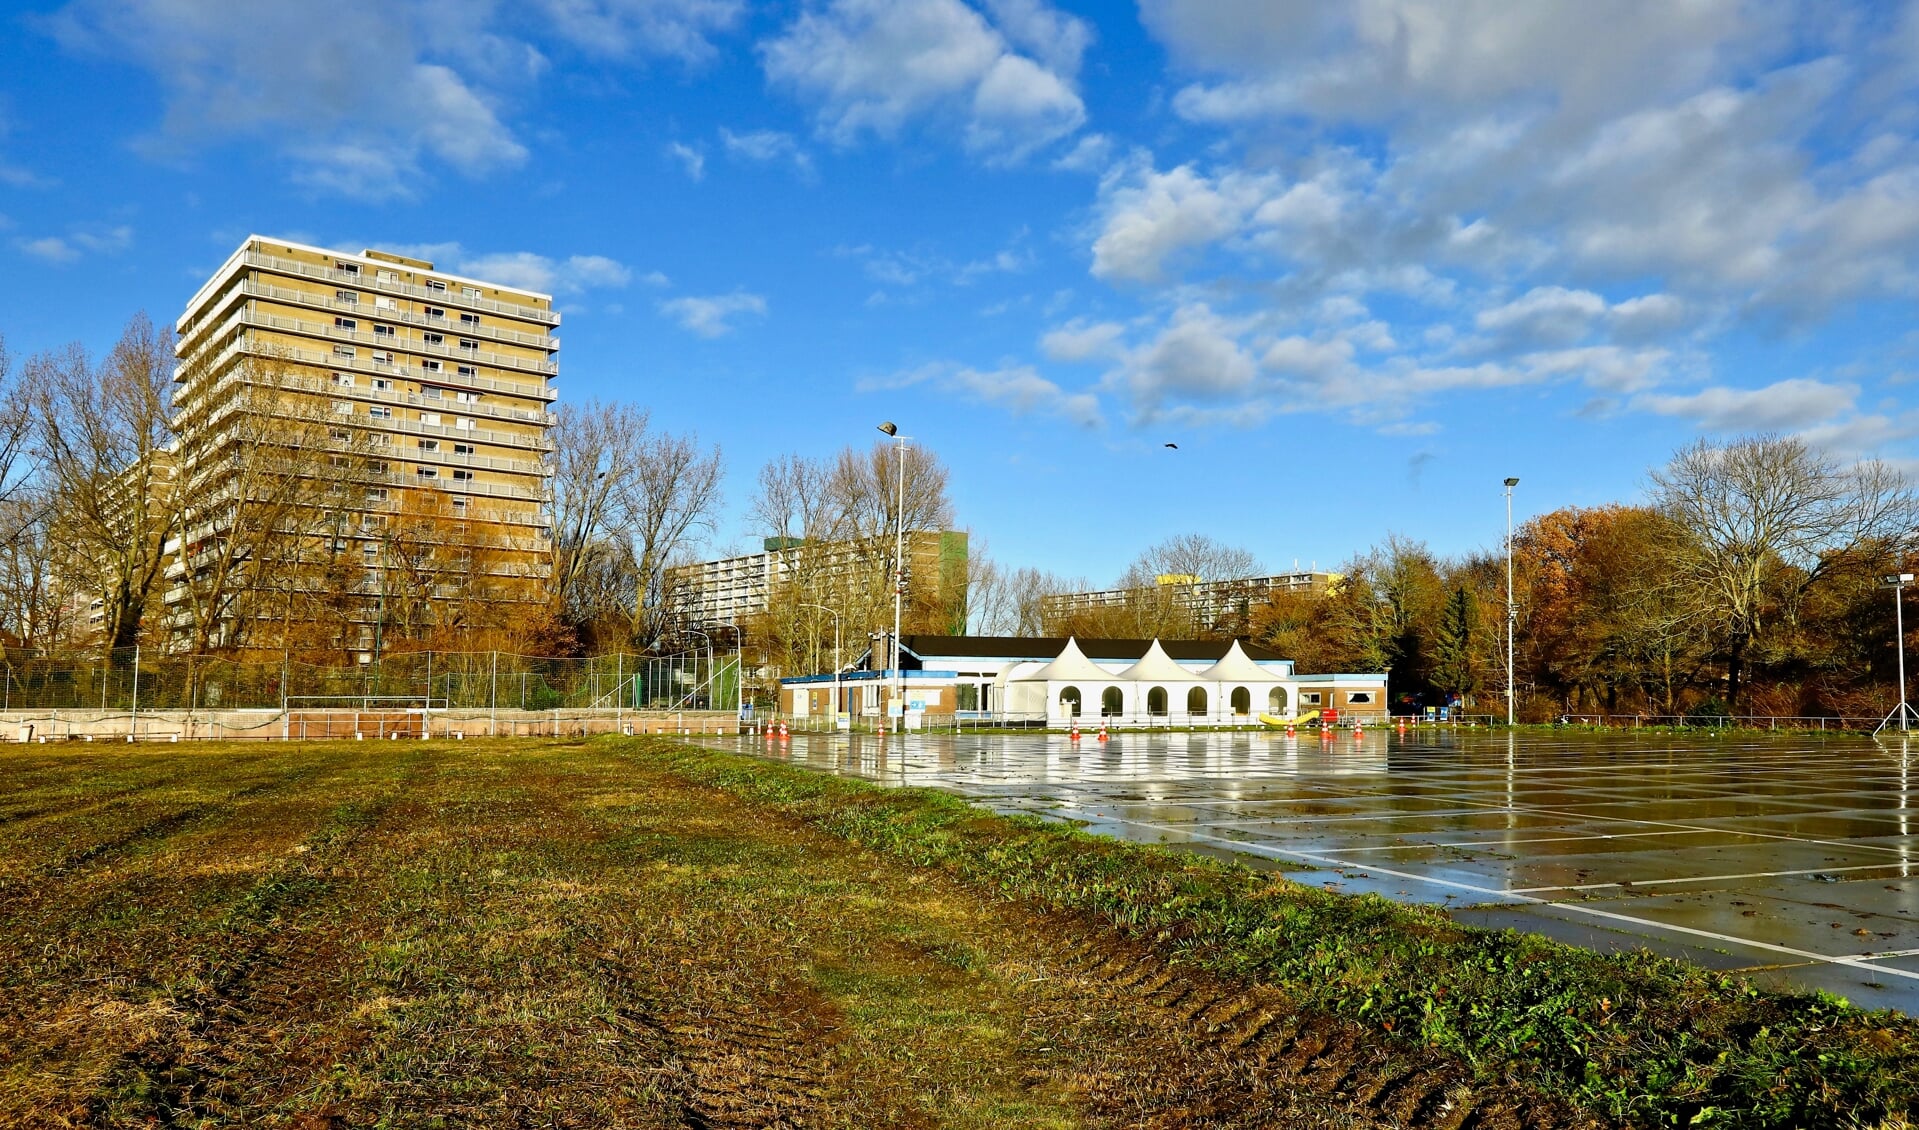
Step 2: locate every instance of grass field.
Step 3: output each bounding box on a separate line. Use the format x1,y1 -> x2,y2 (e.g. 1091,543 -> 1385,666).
0,737 -> 1912,1128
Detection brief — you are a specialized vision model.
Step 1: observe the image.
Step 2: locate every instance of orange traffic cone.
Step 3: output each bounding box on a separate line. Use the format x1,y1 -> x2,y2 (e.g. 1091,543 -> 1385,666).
1070,724 -> 1081,741
1097,724 -> 1109,742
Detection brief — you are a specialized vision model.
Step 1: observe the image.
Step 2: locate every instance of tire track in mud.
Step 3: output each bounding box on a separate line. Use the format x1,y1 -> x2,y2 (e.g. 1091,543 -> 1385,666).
75,756 -> 424,1128
613,993 -> 842,1130
4,757 -> 322,893
1028,927 -> 1604,1129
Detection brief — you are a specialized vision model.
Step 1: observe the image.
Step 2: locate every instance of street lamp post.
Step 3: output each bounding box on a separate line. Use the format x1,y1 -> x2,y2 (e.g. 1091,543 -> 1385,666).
1877,572 -> 1918,735
1504,477 -> 1519,727
801,602 -> 842,728
877,422 -> 908,729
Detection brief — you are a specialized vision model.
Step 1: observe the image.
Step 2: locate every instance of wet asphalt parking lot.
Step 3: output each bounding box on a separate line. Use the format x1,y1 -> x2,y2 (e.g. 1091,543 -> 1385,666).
699,726 -> 1919,1014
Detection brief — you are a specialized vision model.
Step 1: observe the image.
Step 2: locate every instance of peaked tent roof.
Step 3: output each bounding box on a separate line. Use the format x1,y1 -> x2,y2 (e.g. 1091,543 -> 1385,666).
1197,640 -> 1281,683
1017,637 -> 1123,682
1112,639 -> 1199,683
897,635 -> 1288,663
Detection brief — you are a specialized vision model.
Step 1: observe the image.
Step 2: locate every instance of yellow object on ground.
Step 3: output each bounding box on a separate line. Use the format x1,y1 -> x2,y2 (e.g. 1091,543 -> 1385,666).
1261,711 -> 1318,727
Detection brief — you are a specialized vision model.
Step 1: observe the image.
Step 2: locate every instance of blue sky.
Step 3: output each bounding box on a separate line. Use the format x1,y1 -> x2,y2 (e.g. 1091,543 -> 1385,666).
4,0 -> 1919,583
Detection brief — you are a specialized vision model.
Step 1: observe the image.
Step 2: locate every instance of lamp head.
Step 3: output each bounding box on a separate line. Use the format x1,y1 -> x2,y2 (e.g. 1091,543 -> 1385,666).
1503,477 -> 1520,487
877,421 -> 898,437
1883,573 -> 1915,587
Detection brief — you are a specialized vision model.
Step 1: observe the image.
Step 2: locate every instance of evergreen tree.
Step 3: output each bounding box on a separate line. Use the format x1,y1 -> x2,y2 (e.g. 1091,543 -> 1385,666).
1433,584 -> 1480,703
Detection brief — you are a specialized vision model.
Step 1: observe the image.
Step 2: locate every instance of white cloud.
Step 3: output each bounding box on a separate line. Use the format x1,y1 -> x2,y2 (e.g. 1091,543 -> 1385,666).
538,0 -> 743,60
47,0 -> 528,199
1474,286 -> 1608,347
980,0 -> 1092,76
839,233 -> 1031,291
1633,378 -> 1856,431
19,237 -> 78,263
760,0 -> 1087,160
1051,132 -> 1111,173
1090,159 -> 1272,282
16,223 -> 132,264
667,141 -> 706,181
719,128 -> 815,178
660,290 -> 767,337
374,241 -> 634,295
879,360 -> 1102,427
1118,303 -> 1259,411
1260,335 -> 1355,378
1040,319 -> 1126,362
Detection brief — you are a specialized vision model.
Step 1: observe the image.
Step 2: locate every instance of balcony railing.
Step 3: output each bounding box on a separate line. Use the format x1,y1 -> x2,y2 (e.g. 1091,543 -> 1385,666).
226,278 -> 559,350
238,309 -> 558,377
239,249 -> 561,325
192,331 -> 558,403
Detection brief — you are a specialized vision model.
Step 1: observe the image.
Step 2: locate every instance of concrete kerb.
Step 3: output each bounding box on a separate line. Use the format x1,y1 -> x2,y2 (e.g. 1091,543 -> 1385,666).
0,708 -> 744,743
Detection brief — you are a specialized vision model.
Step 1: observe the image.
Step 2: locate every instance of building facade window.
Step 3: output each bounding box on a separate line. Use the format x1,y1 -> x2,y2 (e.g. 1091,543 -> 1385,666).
335,289 -> 358,303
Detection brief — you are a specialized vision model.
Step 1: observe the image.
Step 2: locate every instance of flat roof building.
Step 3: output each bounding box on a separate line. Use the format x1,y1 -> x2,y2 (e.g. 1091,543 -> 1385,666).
778,634 -> 1387,728
167,236 -> 558,655
670,532 -> 967,628
1040,571 -> 1337,637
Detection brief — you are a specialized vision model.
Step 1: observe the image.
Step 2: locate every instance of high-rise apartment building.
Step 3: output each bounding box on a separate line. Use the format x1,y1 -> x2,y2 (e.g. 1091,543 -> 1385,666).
169,236 -> 558,655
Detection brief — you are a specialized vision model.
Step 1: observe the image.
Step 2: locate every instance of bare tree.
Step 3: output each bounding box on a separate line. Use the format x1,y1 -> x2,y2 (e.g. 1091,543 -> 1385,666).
546,399 -> 647,628
0,489 -> 75,649
544,401 -> 724,650
1649,434 -> 1916,710
1120,533 -> 1260,586
31,315 -> 176,653
0,335 -> 35,512
164,352 -> 362,655
616,429 -> 724,647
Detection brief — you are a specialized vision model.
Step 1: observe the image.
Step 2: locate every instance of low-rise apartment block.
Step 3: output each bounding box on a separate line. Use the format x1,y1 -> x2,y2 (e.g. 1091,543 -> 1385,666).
1040,571 -> 1337,637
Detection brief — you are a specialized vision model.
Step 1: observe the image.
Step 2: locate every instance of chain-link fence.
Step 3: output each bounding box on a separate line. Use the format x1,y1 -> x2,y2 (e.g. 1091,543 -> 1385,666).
0,646 -> 742,714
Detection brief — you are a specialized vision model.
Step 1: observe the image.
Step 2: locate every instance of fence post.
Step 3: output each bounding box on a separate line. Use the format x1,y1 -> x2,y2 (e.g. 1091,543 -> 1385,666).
616,653 -> 623,736
489,651 -> 498,738
130,645 -> 140,742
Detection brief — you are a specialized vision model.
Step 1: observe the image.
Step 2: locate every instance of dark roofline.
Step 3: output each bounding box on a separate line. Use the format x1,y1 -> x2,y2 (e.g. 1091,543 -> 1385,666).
897,635 -> 1288,663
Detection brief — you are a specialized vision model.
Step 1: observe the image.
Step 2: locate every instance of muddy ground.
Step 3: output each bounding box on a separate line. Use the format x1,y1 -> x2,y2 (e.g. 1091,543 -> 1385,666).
0,739 -> 1599,1128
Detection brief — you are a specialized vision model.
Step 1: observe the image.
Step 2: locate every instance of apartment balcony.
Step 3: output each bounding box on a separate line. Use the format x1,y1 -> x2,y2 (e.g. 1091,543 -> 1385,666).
237,308 -> 558,377
190,331 -> 558,403
219,278 -> 560,351
238,249 -> 561,326
191,353 -> 558,433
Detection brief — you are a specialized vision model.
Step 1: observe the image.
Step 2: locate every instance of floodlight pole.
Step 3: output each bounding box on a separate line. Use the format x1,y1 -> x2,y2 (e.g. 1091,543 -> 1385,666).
802,603 -> 841,726
877,422 -> 909,730
1878,573 -> 1919,735
1504,477 -> 1519,727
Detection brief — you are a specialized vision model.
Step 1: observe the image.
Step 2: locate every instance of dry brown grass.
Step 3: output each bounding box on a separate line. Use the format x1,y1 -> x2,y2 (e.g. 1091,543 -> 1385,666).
0,739 -> 1593,1128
